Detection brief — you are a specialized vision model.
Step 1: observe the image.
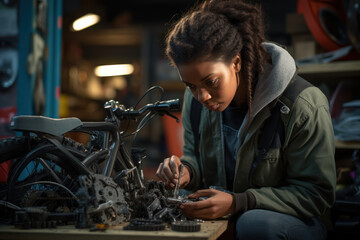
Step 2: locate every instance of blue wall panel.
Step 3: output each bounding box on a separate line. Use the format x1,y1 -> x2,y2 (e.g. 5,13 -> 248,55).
17,0 -> 62,117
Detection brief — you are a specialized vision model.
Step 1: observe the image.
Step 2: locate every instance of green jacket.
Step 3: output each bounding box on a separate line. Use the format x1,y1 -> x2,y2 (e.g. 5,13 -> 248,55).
180,43 -> 336,219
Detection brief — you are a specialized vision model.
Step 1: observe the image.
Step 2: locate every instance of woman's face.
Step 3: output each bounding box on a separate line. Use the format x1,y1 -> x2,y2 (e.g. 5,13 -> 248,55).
177,56 -> 243,112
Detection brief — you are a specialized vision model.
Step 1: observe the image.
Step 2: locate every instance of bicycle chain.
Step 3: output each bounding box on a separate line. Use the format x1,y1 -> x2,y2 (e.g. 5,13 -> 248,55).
123,218 -> 166,231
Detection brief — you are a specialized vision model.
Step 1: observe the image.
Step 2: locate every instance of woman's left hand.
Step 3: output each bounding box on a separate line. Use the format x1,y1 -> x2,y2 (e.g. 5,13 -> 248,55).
180,189 -> 235,220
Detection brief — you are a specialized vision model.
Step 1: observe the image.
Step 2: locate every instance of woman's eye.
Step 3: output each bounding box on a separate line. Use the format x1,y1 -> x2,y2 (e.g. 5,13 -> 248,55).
187,84 -> 196,91
206,78 -> 218,87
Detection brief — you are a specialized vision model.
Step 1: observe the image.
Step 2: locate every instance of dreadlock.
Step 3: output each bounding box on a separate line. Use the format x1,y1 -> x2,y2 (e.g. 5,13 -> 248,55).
166,0 -> 268,110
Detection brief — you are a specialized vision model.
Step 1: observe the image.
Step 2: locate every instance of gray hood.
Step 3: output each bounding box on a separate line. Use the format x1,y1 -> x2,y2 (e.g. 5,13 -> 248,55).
239,42 -> 296,135
251,42 -> 296,118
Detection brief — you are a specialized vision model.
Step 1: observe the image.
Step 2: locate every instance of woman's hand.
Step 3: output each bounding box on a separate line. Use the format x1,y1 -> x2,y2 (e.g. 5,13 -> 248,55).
180,189 -> 235,220
156,155 -> 190,189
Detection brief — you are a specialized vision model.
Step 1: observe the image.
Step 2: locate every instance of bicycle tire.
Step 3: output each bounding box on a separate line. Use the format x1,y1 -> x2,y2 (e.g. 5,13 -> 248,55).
0,136 -> 97,221
0,152 -> 80,224
0,136 -> 90,165
0,135 -> 109,172
0,135 -> 123,225
0,137 -> 44,164
6,148 -> 82,203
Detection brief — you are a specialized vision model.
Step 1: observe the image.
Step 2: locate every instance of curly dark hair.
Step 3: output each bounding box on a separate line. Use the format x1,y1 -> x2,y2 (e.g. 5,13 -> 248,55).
166,0 -> 269,108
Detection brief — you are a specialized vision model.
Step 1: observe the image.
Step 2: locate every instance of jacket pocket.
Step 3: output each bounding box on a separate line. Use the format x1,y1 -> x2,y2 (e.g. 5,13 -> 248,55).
251,148 -> 285,187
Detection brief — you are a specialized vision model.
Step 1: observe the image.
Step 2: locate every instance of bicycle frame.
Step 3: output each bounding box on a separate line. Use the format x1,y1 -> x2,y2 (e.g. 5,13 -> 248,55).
1,88 -> 183,227
9,98 -> 180,191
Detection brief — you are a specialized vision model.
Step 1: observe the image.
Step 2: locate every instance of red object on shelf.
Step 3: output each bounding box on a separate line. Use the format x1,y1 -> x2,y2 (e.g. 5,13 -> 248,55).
297,0 -> 349,51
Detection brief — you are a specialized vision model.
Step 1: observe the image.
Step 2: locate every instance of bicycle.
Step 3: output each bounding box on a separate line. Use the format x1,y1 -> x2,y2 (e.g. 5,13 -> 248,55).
0,86 -> 183,228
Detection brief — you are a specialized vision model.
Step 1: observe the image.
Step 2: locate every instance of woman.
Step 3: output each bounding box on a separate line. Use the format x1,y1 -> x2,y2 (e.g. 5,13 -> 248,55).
156,0 -> 336,239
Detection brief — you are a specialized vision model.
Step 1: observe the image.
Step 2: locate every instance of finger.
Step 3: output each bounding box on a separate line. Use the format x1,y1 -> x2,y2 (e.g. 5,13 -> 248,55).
160,159 -> 171,182
181,198 -> 212,210
157,162 -> 169,183
188,189 -> 215,199
163,162 -> 177,185
169,156 -> 179,178
179,166 -> 191,188
156,163 -> 165,181
161,167 -> 170,183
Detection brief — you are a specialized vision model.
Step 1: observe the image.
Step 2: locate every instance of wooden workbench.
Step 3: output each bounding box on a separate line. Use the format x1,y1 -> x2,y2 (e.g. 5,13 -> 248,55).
0,220 -> 228,240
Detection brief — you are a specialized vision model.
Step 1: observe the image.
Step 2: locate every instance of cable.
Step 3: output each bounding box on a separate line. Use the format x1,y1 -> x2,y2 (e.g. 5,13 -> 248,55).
134,86 -> 164,110
131,111 -> 157,145
122,110 -> 157,139
122,86 -> 164,136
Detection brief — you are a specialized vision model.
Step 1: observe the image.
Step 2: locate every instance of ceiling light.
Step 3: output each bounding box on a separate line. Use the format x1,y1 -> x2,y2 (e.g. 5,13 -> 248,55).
94,64 -> 134,77
72,13 -> 100,31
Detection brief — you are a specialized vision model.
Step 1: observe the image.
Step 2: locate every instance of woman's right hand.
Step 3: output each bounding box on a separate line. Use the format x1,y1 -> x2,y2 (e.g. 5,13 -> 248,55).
156,155 -> 191,189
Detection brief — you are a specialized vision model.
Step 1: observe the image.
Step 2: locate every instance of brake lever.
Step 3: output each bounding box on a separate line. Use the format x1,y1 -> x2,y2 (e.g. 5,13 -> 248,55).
161,111 -> 179,123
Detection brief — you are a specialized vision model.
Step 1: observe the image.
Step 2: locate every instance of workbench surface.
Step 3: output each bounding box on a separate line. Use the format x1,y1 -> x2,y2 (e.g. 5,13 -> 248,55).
0,220 -> 228,240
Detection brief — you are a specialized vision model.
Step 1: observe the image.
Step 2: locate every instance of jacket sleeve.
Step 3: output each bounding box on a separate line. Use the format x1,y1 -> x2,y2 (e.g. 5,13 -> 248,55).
248,87 -> 337,218
180,88 -> 202,191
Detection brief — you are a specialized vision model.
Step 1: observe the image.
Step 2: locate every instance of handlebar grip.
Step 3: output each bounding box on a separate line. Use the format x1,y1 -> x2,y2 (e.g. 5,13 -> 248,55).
157,99 -> 181,111
113,98 -> 181,120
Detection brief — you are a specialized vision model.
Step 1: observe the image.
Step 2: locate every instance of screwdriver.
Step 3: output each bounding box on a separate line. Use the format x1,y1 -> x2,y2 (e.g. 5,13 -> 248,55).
173,164 -> 183,198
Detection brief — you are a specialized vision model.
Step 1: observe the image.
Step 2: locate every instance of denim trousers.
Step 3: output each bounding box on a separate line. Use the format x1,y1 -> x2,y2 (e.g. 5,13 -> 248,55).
234,209 -> 327,240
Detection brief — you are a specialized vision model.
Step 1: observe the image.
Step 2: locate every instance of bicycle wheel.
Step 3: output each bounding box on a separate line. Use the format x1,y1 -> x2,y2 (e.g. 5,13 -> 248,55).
0,136 -> 96,225
0,135 -> 107,183
0,137 -> 45,201
0,136 -> 44,179
0,136 -> 92,168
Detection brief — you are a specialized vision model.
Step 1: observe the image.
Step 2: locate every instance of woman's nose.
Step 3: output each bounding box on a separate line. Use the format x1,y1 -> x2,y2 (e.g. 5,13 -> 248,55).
197,88 -> 211,103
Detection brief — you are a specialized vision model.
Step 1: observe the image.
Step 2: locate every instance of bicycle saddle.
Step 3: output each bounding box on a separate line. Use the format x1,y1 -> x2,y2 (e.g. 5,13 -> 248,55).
10,115 -> 83,136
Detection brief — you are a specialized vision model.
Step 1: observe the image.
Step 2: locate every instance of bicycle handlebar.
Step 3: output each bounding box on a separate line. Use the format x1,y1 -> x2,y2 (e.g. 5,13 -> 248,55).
112,99 -> 181,120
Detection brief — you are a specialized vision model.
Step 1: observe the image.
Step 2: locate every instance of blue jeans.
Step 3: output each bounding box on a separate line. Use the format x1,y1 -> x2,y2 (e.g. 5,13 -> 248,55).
235,209 -> 327,240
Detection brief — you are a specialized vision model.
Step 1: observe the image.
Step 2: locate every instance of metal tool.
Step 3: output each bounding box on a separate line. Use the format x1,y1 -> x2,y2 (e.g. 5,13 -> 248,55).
173,164 -> 183,198
166,197 -> 193,205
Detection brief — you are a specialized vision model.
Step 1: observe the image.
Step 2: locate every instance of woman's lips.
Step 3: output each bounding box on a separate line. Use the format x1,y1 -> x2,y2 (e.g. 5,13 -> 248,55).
206,103 -> 220,111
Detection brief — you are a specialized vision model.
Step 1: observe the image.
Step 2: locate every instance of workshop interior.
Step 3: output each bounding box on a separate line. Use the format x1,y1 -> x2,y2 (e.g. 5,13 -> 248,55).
0,0 -> 360,238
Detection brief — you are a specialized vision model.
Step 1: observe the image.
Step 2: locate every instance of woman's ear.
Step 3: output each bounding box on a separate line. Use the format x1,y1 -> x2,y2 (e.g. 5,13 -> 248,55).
233,55 -> 241,72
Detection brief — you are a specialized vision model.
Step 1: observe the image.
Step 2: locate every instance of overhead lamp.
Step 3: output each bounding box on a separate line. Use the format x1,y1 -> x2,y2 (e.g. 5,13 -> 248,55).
94,64 -> 134,77
72,13 -> 100,31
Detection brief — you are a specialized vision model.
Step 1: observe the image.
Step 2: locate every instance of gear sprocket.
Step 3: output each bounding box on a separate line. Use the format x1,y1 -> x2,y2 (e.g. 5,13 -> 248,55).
171,220 -> 201,232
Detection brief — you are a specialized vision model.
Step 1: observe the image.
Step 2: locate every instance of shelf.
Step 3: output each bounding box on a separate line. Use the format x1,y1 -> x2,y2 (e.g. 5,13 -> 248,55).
64,27 -> 143,46
298,60 -> 360,80
335,139 -> 360,149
